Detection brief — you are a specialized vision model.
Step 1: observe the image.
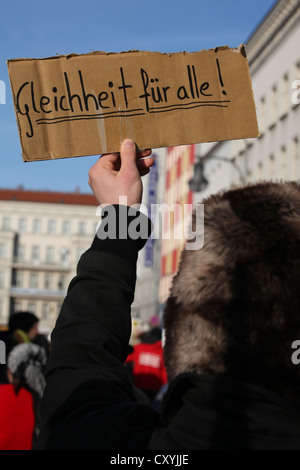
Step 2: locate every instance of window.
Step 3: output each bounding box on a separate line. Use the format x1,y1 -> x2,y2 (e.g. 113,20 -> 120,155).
42,303 -> 49,320
15,271 -> 24,288
0,243 -> 7,259
13,300 -> 22,313
45,246 -> 55,263
270,84 -> 278,125
29,272 -> 38,289
258,96 -> 266,134
78,221 -> 87,235
18,218 -> 27,233
47,219 -> 56,234
62,220 -> 70,235
269,153 -> 275,179
33,219 -> 41,234
257,161 -> 264,180
31,245 -> 40,261
0,271 -> 4,288
58,274 -> 66,291
15,244 -> 25,261
280,73 -> 289,116
280,145 -> 287,179
2,217 -> 10,231
44,273 -> 53,290
60,247 -> 69,264
28,302 -> 36,314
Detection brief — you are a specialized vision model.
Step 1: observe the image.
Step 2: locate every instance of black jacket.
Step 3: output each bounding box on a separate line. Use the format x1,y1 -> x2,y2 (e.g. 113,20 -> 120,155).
37,207 -> 300,450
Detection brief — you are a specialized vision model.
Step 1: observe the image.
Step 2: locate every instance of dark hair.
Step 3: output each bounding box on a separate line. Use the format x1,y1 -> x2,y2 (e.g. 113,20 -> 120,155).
9,311 -> 39,333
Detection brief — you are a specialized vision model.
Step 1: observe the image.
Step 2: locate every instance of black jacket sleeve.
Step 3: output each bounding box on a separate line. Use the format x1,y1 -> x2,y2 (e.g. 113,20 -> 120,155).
37,206 -> 160,450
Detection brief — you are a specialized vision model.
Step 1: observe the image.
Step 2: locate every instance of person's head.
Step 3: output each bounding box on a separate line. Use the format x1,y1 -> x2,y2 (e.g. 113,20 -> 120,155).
163,181 -> 300,403
8,312 -> 39,341
7,342 -> 47,398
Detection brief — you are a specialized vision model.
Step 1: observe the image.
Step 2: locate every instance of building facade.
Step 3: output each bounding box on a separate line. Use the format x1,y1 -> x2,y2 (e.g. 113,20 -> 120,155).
131,147 -> 167,330
0,188 -> 98,334
194,0 -> 300,200
157,0 -> 300,308
158,144 -> 194,307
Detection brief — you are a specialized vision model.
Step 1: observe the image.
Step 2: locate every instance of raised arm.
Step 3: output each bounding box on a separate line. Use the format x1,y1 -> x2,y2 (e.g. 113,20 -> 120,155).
37,140 -> 158,450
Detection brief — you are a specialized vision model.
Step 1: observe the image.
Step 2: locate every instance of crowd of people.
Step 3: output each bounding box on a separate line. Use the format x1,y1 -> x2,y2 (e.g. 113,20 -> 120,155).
1,137 -> 300,450
0,312 -> 49,449
0,308 -> 167,449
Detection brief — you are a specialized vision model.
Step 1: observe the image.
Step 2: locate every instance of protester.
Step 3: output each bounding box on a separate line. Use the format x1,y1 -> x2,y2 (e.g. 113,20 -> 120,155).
38,139 -> 300,450
0,342 -> 47,450
0,311 -> 40,384
9,342 -> 47,446
0,380 -> 35,450
126,326 -> 167,401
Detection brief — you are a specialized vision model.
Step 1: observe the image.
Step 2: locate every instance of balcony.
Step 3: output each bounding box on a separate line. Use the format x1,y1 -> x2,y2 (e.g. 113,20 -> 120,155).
10,286 -> 67,300
12,257 -> 71,272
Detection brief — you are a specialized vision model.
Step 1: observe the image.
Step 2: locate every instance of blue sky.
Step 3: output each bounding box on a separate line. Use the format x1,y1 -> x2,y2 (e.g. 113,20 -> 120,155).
0,0 -> 276,194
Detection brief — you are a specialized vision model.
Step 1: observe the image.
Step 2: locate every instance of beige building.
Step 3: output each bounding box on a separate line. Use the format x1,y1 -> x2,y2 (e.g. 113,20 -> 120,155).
0,188 -> 98,334
157,0 -> 300,307
131,147 -> 167,328
194,0 -> 300,199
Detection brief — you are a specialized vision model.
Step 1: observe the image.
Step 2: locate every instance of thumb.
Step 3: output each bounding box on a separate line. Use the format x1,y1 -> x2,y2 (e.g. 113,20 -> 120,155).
119,138 -> 138,173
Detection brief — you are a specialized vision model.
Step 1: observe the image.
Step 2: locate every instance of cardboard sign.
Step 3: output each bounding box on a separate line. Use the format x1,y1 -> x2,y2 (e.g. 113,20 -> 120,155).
7,46 -> 259,162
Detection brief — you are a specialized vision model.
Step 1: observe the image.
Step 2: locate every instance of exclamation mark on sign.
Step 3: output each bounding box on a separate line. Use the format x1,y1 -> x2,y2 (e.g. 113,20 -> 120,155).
216,58 -> 227,96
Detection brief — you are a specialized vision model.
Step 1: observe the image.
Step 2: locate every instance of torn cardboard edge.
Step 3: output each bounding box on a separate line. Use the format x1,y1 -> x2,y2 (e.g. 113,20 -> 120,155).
7,44 -> 245,62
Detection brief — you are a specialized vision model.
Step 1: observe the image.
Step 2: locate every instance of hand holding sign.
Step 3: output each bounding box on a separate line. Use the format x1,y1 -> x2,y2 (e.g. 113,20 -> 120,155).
88,139 -> 153,207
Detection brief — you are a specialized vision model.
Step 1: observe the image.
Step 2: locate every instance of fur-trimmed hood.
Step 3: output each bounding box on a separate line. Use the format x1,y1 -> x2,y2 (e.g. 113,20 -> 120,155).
163,181 -> 300,403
